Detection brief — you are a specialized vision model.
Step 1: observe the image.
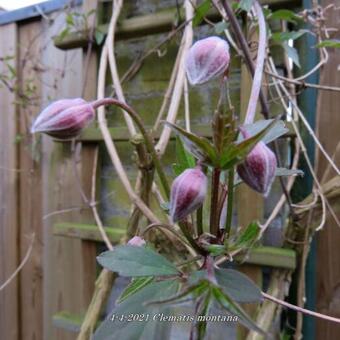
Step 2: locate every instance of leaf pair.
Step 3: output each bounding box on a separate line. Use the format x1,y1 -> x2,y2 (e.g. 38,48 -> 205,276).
166,118 -> 284,170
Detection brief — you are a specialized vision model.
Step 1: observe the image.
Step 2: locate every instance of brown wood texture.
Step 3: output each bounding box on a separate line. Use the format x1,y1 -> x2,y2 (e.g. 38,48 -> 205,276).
236,26 -> 264,337
40,7 -> 97,339
316,1 -> 340,338
0,22 -> 20,340
18,19 -> 44,340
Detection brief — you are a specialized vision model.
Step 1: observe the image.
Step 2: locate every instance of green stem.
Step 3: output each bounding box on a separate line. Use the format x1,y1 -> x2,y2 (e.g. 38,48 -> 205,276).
196,206 -> 203,237
92,98 -> 170,199
93,98 -> 209,255
225,166 -> 235,240
210,168 -> 221,237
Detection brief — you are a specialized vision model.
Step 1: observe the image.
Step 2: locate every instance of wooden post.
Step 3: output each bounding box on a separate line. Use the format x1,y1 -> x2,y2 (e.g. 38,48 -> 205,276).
0,22 -> 19,340
236,26 -> 264,339
18,19 -> 44,340
40,10 -> 95,340
316,1 -> 340,338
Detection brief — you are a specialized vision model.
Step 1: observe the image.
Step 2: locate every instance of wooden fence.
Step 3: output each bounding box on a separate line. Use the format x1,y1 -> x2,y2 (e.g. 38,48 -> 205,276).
0,0 -> 338,339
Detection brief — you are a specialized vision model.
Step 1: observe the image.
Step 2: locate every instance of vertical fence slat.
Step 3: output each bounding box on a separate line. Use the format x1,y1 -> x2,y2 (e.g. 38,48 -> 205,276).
316,1 -> 340,337
0,22 -> 19,340
18,19 -> 44,340
40,10 -> 92,340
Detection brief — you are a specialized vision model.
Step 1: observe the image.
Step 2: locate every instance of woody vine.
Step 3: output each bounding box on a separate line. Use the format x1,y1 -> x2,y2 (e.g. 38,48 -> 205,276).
27,0 -> 340,339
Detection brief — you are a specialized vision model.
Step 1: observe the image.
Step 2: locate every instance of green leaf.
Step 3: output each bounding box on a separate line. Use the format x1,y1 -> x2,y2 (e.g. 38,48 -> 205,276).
164,122 -> 218,165
271,29 -> 307,42
230,221 -> 261,251
316,39 -> 340,48
238,0 -> 253,12
147,280 -> 210,306
269,9 -> 303,23
215,269 -> 263,303
193,0 -> 211,26
66,13 -> 74,26
94,280 -> 180,340
281,42 -> 300,67
172,136 -> 196,176
214,21 -> 229,34
220,119 -> 278,169
275,168 -> 304,177
117,276 -> 154,303
240,119 -> 288,145
212,286 -> 265,335
58,27 -> 70,41
97,245 -> 179,277
95,29 -> 105,45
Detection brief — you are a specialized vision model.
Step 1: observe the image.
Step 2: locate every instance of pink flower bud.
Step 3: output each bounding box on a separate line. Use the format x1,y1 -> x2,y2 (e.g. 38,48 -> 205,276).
31,98 -> 95,139
185,36 -> 230,86
237,140 -> 277,197
127,236 -> 146,247
170,167 -> 207,223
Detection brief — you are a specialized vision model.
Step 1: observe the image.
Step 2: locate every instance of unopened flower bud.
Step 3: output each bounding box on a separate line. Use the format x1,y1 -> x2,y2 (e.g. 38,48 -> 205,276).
237,140 -> 277,197
127,236 -> 146,247
170,166 -> 207,223
31,98 -> 95,139
185,36 -> 230,86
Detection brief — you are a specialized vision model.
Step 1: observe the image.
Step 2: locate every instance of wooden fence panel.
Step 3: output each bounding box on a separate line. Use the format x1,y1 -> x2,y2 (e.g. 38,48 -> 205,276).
18,19 -> 44,340
0,22 -> 19,340
316,1 -> 340,338
39,9 -> 95,340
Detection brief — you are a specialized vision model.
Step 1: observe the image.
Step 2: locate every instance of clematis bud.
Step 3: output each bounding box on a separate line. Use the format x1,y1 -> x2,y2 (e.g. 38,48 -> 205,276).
170,166 -> 207,223
237,139 -> 277,197
185,36 -> 230,86
31,98 -> 95,139
127,236 -> 146,247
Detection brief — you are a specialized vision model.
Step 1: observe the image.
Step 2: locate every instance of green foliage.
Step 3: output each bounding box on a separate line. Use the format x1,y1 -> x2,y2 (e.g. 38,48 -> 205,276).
237,0 -> 253,12
220,118 -> 278,169
316,39 -> 340,48
268,9 -> 304,24
229,221 -> 261,252
165,119 -> 281,170
172,136 -> 196,176
190,269 -> 262,303
97,245 -> 179,277
281,42 -> 301,68
94,280 -> 180,340
211,285 -> 264,334
118,277 -> 154,303
164,121 -> 218,166
192,0 -> 212,27
214,21 -> 229,34
271,30 -> 308,42
241,119 -> 288,144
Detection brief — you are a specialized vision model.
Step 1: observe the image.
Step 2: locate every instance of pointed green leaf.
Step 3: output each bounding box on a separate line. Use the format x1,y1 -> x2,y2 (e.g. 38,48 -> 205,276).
164,122 -> 217,165
94,280 -> 180,340
147,280 -> 210,306
172,136 -> 196,176
316,39 -> 340,48
240,119 -> 288,144
97,245 -> 179,277
281,43 -> 300,68
238,0 -> 253,12
193,0 -> 212,26
215,269 -> 263,303
230,221 -> 261,251
272,30 -> 308,42
117,277 -> 154,303
269,9 -> 303,23
221,119 -> 278,169
212,286 -> 265,335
